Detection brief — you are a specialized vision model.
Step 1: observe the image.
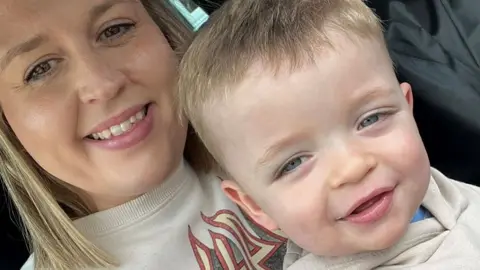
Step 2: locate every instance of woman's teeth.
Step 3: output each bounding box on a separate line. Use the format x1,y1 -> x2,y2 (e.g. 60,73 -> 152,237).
90,107 -> 147,140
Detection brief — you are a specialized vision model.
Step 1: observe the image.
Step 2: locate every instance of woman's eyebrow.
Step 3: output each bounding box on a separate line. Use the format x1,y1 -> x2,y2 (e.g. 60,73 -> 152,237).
0,35 -> 46,74
0,0 -> 137,74
89,0 -> 134,23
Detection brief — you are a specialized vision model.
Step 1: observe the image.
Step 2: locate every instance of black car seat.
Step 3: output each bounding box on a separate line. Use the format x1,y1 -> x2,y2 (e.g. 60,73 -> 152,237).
0,188 -> 29,269
367,0 -> 480,186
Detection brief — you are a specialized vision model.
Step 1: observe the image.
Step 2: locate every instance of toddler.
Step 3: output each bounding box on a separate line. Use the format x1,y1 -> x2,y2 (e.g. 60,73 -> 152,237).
178,0 -> 480,269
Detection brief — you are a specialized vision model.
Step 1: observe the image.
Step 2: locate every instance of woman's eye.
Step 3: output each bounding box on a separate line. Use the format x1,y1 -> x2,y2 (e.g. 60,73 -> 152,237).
24,59 -> 60,83
98,23 -> 136,42
278,156 -> 309,177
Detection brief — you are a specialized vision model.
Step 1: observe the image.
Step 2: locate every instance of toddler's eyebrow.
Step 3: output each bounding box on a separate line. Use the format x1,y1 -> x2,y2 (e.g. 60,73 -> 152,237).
256,132 -> 310,170
349,86 -> 393,105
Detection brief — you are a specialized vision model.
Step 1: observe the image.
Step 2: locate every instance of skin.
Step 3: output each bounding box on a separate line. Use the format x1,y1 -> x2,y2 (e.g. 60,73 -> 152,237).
0,0 -> 187,211
204,34 -> 431,256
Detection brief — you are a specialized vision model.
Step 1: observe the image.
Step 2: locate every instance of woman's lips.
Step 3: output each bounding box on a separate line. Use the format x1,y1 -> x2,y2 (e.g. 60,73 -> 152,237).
85,103 -> 155,150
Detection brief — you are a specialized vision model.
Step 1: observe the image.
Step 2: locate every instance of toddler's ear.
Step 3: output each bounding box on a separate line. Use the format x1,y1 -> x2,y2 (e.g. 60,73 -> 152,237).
400,82 -> 414,110
221,180 -> 278,231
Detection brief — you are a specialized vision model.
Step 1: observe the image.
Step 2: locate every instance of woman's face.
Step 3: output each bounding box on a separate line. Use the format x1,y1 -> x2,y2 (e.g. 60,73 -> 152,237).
0,0 -> 187,210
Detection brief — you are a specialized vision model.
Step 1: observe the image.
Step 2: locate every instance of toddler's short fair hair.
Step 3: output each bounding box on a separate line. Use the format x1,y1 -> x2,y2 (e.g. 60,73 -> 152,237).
178,0 -> 385,171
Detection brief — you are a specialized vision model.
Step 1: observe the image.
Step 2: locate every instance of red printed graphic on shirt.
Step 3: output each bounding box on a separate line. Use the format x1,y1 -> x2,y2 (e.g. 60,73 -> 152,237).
188,209 -> 287,270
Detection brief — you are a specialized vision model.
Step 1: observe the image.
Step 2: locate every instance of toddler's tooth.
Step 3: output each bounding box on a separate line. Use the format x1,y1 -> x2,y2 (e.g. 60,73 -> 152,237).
92,133 -> 99,140
130,116 -> 136,124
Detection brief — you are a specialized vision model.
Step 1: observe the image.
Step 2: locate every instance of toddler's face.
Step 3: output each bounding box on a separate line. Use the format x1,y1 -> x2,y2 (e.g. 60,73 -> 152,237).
204,34 -> 430,256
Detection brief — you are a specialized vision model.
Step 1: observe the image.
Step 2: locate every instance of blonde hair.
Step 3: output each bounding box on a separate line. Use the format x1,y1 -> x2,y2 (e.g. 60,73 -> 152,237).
0,1 -> 193,269
178,0 -> 385,170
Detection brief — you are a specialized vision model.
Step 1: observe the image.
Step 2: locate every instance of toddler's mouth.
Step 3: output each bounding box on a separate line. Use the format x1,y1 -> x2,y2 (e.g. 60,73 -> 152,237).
351,194 -> 384,214
341,187 -> 395,224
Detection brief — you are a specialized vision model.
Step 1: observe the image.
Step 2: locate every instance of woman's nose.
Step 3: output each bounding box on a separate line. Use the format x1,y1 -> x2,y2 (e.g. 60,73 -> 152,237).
75,57 -> 127,104
327,146 -> 377,189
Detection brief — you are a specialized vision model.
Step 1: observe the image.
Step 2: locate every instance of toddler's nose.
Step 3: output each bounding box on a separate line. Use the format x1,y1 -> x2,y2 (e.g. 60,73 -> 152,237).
327,149 -> 377,189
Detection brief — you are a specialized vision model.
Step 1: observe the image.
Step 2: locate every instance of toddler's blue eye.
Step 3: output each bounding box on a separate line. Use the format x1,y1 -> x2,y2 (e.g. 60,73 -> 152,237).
279,156 -> 309,177
359,113 -> 380,129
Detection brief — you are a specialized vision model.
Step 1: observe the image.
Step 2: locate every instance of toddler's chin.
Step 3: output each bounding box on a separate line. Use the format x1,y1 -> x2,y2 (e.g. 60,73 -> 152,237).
298,215 -> 411,257
366,220 -> 410,252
